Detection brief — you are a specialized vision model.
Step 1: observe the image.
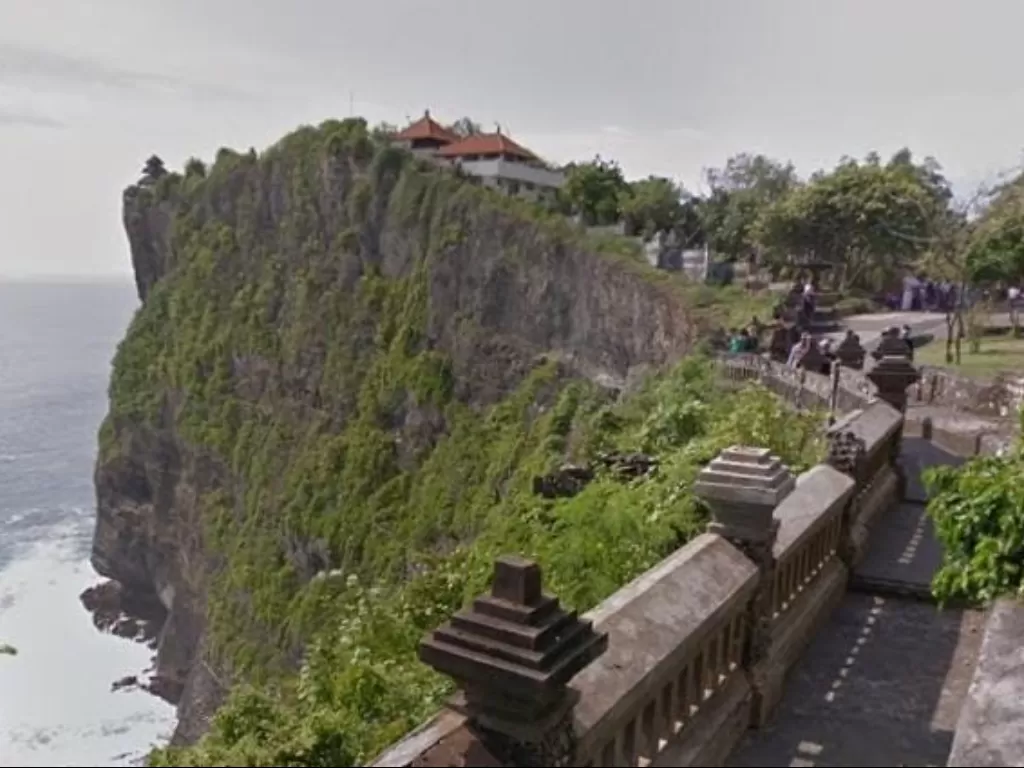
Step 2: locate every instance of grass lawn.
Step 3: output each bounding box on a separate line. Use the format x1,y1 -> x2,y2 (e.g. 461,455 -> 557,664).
916,332 -> 1024,378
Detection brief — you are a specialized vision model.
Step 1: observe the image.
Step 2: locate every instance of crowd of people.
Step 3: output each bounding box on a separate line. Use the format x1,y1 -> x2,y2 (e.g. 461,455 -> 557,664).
884,274 -> 959,312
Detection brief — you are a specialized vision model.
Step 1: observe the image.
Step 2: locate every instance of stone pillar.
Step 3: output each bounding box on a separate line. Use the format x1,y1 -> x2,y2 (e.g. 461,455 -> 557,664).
867,334 -> 921,414
418,556 -> 607,767
867,333 -> 919,501
694,446 -> 795,724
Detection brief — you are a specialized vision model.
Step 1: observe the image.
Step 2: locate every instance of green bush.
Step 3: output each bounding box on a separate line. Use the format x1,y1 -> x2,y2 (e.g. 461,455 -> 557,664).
926,447 -> 1024,604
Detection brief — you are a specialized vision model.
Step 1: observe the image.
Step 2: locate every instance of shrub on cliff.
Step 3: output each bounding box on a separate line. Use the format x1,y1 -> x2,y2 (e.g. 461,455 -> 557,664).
926,446 -> 1024,604
148,369 -> 823,767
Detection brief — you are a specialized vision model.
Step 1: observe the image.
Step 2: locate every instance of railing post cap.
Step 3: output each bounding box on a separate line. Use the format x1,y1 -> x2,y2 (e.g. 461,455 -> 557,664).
694,446 -> 795,506
695,446 -> 794,546
418,555 -> 607,744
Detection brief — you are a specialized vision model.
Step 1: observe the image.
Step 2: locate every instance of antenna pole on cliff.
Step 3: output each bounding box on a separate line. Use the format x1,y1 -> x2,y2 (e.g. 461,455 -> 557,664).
349,91 -> 354,117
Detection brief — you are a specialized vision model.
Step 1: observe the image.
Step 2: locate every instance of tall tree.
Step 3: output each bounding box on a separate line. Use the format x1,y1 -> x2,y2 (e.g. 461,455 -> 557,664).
754,155 -> 939,291
701,154 -> 798,262
620,176 -> 686,237
558,157 -> 629,226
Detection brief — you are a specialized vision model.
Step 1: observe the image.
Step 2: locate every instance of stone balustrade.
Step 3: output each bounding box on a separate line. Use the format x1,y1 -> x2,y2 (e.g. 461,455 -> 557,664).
717,353 -> 875,417
371,396 -> 907,767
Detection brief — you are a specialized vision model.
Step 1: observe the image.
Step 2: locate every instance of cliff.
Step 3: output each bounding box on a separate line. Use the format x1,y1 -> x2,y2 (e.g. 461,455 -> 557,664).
87,118 -> 799,764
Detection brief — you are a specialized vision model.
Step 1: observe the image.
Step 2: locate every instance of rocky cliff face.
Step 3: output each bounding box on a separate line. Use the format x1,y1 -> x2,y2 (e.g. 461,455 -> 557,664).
88,120 -> 706,744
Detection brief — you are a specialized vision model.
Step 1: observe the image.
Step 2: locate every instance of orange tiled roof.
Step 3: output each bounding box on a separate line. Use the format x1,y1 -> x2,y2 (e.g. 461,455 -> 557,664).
436,131 -> 537,160
395,110 -> 460,144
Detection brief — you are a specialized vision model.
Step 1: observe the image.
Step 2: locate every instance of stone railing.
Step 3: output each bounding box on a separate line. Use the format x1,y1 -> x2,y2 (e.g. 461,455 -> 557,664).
370,399 -> 907,767
912,365 -> 1024,418
717,352 -> 876,417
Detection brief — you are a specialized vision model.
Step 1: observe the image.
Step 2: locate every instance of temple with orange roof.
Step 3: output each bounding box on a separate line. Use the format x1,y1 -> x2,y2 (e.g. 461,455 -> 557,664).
393,110 -> 565,202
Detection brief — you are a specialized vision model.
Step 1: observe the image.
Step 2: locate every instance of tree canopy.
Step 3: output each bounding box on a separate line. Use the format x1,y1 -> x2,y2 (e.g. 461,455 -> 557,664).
964,174 -> 1024,284
620,176 -> 687,237
755,152 -> 947,291
700,154 -> 798,262
558,156 -> 629,226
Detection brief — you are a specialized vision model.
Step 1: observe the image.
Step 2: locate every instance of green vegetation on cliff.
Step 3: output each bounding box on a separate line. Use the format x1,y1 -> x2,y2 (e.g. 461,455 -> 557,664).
103,119 -> 821,766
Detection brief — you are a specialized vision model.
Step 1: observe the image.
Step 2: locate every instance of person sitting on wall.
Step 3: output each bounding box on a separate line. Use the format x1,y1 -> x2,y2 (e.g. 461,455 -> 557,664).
744,324 -> 760,352
728,328 -> 750,354
802,279 -> 816,317
787,332 -> 813,367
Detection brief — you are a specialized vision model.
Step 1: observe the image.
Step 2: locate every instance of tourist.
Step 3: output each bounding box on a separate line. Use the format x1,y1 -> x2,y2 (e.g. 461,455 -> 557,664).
802,279 -> 816,317
787,332 -> 813,367
728,328 -> 746,354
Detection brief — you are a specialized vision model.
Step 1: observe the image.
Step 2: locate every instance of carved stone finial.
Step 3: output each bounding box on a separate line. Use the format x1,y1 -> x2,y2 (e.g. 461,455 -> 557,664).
867,350 -> 920,413
694,446 -> 795,549
871,328 -> 911,361
419,556 -> 607,762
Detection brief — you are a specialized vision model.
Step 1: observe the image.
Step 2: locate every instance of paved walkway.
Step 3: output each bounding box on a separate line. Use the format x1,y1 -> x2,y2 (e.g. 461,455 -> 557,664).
727,594 -> 985,767
727,432 -> 985,767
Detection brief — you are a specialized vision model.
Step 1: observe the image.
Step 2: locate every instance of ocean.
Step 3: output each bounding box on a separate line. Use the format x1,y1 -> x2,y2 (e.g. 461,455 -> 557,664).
0,281 -> 175,766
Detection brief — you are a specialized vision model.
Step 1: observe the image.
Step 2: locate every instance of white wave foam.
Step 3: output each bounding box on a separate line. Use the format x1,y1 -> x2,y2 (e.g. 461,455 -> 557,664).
0,524 -> 175,766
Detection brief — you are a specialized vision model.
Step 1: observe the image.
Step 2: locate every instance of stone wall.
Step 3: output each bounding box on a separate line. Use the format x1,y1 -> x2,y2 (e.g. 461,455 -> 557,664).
947,600 -> 1024,767
369,398 -> 906,767
913,366 -> 1024,418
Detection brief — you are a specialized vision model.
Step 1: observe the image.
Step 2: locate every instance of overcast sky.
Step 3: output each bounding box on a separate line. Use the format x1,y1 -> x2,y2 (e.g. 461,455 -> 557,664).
2,0 -> 1024,278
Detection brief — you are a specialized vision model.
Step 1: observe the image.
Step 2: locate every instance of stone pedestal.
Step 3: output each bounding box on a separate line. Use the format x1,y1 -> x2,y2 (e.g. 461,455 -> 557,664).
694,446 -> 795,556
694,446 -> 796,727
868,345 -> 920,414
419,556 -> 607,767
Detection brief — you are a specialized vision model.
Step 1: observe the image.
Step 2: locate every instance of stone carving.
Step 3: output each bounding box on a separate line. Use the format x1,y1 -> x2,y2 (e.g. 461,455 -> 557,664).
825,428 -> 867,479
418,556 -> 607,767
532,453 -> 657,498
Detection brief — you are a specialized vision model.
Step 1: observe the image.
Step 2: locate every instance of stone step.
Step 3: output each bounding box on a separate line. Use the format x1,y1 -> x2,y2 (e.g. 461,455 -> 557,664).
848,572 -> 935,602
